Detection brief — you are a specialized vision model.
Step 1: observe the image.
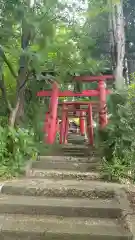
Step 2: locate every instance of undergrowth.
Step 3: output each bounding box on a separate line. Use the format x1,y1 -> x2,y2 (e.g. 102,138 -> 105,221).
96,87 -> 135,182
0,126 -> 37,179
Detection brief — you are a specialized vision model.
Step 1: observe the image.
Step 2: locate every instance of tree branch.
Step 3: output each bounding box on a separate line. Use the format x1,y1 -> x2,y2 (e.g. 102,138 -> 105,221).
17,70 -> 31,92
16,19 -> 31,96
0,74 -> 12,111
0,46 -> 17,78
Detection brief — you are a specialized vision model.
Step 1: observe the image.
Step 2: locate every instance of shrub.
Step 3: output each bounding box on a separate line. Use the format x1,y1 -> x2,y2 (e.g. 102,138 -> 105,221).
0,126 -> 37,178
96,90 -> 135,182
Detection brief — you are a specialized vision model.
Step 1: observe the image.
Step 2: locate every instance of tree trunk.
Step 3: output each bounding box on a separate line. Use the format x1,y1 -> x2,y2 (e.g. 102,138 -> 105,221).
108,0 -> 117,70
123,57 -> 129,85
109,0 -> 125,90
115,0 -> 125,89
0,16 -> 31,128
8,100 -> 20,127
8,17 -> 31,127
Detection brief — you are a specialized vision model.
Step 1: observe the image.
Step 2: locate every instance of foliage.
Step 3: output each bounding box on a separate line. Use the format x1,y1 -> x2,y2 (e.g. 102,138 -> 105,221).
0,0 -> 106,129
0,126 -> 37,179
96,89 -> 135,182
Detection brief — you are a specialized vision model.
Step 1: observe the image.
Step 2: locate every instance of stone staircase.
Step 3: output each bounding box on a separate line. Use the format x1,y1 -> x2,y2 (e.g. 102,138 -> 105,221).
0,135 -> 133,239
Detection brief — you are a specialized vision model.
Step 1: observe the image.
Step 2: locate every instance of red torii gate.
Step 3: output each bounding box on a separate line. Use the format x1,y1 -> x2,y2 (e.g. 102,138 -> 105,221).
58,102 -> 95,145
37,75 -> 113,144
38,89 -> 111,97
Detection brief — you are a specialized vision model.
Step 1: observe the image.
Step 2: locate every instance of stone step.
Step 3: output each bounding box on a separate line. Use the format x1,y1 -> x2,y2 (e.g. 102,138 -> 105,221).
61,146 -> 96,152
0,195 -> 121,218
38,156 -> 100,163
61,150 -> 90,155
60,146 -> 98,157
61,148 -> 89,153
68,142 -> 86,145
68,137 -> 85,141
68,136 -> 84,139
61,151 -> 89,155
61,152 -> 91,157
0,214 -> 131,240
62,151 -> 89,156
68,142 -> 87,145
62,151 -> 89,155
68,139 -> 85,142
1,179 -> 121,199
62,153 -> 98,158
62,144 -> 88,148
61,144 -> 89,148
28,169 -> 101,181
50,151 -> 98,158
68,137 -> 85,144
61,148 -> 89,152
31,161 -> 100,172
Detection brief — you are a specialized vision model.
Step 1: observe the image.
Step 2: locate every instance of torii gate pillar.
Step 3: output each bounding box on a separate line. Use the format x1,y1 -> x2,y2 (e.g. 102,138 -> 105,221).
98,80 -> 108,128
47,82 -> 59,144
79,111 -> 85,135
87,104 -> 94,145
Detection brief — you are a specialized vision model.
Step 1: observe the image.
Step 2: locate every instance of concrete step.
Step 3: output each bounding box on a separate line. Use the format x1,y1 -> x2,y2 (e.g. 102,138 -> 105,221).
68,136 -> 85,140
61,150 -> 90,156
62,151 -> 89,156
68,142 -> 86,145
61,152 -> 91,157
28,169 -> 101,181
62,145 -> 88,149
31,161 -> 100,172
60,145 -> 98,157
61,148 -> 89,152
61,148 -> 96,154
0,195 -> 121,218
1,179 -> 121,198
38,155 -> 100,163
68,138 -> 85,142
0,214 -> 131,240
61,144 -> 89,150
61,149 -> 89,155
61,153 -> 99,157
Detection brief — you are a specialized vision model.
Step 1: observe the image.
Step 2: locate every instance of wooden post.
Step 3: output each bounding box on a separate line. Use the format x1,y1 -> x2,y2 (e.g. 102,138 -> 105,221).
60,104 -> 67,144
44,112 -> 49,143
84,117 -> 88,142
87,104 -> 94,145
63,115 -> 69,144
47,82 -> 59,144
98,80 -> 107,128
56,119 -> 59,133
79,111 -> 85,135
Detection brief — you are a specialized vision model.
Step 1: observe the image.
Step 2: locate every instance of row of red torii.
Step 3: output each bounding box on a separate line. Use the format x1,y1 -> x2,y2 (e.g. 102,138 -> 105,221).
37,75 -> 113,145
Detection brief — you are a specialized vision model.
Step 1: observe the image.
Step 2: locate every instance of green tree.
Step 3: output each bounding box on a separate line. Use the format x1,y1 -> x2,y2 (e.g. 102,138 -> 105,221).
0,0 -> 111,129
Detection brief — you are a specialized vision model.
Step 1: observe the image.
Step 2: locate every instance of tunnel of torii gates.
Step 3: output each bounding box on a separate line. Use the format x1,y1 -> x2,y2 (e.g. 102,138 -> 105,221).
37,75 -> 113,145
